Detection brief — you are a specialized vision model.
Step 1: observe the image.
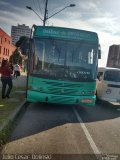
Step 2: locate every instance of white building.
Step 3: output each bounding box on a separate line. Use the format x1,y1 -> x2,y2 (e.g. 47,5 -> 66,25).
11,24 -> 31,45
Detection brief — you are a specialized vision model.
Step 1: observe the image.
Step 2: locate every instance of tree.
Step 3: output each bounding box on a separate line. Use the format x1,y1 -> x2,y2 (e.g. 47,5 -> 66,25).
9,48 -> 22,65
15,36 -> 29,55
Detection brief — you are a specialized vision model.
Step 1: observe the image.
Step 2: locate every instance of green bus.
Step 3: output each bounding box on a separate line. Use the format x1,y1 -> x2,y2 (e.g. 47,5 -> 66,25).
27,25 -> 101,106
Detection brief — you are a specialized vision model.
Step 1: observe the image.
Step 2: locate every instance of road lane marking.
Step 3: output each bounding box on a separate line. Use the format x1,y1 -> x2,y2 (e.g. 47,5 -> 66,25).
73,107 -> 101,159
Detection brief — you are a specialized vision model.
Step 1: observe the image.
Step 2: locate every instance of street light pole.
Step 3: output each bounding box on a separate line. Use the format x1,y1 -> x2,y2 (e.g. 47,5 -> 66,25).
43,2 -> 75,26
43,0 -> 48,26
26,6 -> 43,22
26,2 -> 75,26
47,4 -> 75,20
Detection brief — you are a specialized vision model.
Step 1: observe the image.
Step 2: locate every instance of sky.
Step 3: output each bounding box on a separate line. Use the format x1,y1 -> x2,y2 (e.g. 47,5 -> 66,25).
0,0 -> 120,67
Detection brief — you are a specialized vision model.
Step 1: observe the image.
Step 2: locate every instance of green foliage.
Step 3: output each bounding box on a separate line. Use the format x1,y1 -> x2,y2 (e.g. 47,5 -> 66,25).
15,36 -> 29,55
0,121 -> 13,148
9,48 -> 22,64
15,36 -> 28,47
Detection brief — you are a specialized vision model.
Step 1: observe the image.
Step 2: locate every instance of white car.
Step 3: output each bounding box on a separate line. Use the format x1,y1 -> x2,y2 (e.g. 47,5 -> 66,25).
96,67 -> 120,103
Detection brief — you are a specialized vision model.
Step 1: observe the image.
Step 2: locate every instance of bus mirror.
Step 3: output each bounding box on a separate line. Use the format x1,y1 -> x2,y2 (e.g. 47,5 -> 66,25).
98,44 -> 101,59
98,49 -> 101,59
88,49 -> 94,64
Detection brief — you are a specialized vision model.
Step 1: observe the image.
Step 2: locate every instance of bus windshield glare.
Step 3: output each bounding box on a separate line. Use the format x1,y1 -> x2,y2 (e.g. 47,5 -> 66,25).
31,38 -> 98,81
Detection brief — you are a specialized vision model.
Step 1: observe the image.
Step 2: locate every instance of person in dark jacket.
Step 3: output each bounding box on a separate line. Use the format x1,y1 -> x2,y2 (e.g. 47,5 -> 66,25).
0,59 -> 13,99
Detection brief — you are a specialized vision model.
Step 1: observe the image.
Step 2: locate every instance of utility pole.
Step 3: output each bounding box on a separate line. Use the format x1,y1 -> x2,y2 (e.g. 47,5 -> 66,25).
43,0 -> 48,26
26,0 -> 75,26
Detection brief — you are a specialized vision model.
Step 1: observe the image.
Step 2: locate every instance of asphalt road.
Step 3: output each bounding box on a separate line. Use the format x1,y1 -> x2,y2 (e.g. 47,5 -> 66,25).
1,101 -> 120,160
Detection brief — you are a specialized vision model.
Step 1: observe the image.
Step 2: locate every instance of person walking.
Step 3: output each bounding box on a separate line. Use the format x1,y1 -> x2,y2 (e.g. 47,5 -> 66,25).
13,63 -> 20,78
0,59 -> 13,99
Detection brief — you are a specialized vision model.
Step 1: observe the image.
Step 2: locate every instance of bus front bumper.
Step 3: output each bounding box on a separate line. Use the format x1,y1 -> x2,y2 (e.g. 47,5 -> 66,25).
27,90 -> 96,106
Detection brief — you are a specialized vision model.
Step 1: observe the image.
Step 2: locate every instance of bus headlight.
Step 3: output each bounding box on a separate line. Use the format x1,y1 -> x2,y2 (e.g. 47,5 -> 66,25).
88,90 -> 96,95
27,86 -> 32,90
82,91 -> 85,95
33,86 -> 38,90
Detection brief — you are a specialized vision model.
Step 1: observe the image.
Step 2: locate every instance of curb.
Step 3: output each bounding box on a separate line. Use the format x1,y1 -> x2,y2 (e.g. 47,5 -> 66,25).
0,100 -> 27,132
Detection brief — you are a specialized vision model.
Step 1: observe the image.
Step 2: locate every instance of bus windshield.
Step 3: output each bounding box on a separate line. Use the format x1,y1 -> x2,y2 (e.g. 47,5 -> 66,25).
32,38 -> 98,82
104,70 -> 120,82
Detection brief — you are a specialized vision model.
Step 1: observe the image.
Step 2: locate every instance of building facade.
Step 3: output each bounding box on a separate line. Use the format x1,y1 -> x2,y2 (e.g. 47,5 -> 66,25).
0,28 -> 16,66
107,45 -> 120,68
11,24 -> 31,45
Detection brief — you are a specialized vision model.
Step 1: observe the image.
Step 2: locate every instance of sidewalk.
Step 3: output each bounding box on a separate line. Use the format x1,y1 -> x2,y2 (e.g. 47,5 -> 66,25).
12,72 -> 27,87
0,72 -> 27,148
0,71 -> 27,88
0,72 -> 27,102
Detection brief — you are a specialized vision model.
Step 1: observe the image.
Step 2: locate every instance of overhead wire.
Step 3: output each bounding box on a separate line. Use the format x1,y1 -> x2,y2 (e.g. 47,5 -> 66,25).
32,0 -> 44,23
37,0 -> 43,17
32,0 -> 49,25
32,0 -> 38,12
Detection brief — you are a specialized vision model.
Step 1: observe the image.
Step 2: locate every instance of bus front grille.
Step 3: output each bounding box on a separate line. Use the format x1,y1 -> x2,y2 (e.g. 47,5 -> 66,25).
51,96 -> 74,103
47,87 -> 78,95
40,80 -> 84,96
42,81 -> 84,88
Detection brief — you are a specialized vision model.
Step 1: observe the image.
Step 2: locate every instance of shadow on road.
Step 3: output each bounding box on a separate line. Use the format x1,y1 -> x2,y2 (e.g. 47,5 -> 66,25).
8,100 -> 120,142
76,100 -> 120,123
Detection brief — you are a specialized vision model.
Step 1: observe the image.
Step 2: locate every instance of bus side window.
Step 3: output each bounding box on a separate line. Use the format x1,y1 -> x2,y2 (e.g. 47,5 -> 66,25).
97,72 -> 103,81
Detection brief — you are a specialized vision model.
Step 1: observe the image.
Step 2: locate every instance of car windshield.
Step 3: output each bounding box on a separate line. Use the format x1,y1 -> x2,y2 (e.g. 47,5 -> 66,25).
104,70 -> 120,82
31,38 -> 98,81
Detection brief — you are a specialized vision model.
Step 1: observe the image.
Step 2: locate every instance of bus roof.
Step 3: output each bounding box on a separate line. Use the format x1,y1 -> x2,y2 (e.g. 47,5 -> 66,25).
33,25 -> 98,43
